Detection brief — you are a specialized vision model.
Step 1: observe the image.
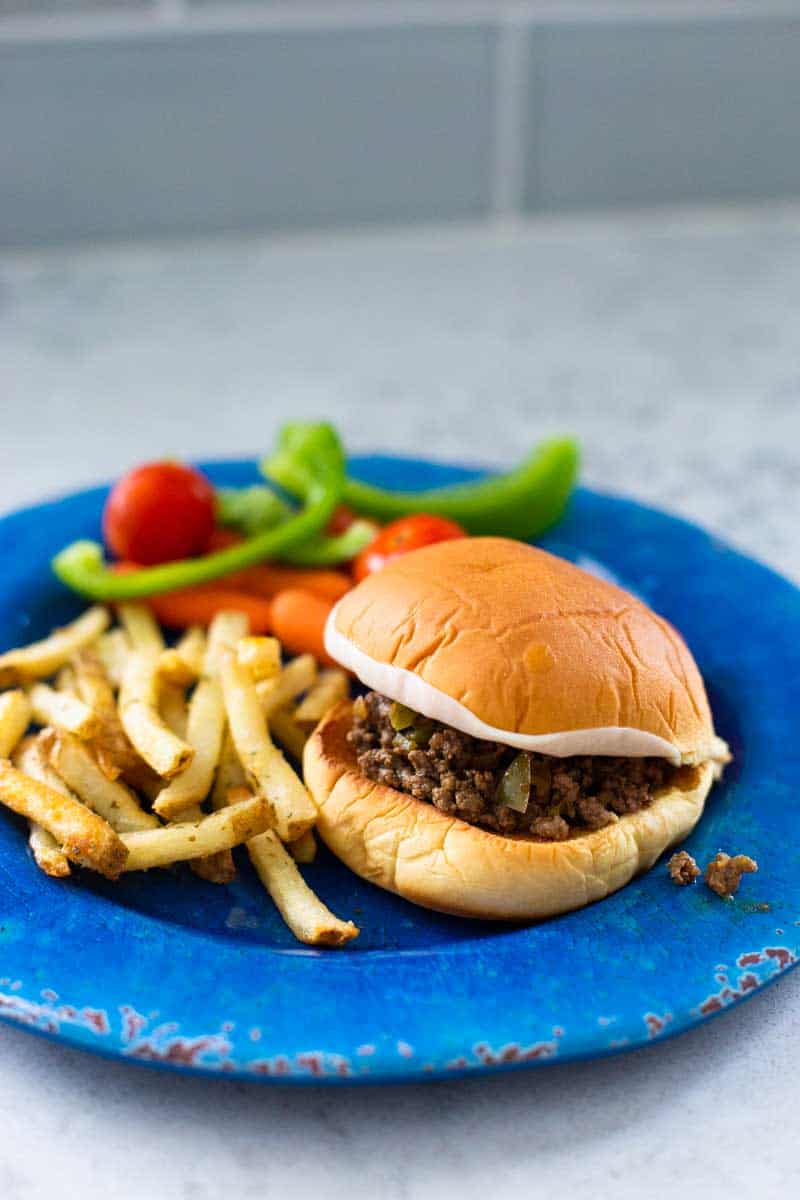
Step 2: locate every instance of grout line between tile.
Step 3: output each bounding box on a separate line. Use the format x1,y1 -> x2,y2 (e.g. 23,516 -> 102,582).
490,15 -> 528,221
3,1 -> 800,46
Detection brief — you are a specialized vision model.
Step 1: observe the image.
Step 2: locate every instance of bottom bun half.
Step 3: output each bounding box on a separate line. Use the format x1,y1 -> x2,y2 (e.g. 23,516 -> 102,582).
303,702 -> 715,921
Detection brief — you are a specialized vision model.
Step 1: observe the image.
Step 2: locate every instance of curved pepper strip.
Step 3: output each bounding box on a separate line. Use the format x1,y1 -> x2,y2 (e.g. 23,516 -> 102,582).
279,519 -> 376,567
52,423 -> 346,601
336,436 -> 579,541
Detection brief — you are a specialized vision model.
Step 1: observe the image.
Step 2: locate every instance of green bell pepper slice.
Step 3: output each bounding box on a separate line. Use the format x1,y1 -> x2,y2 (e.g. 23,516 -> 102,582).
52,423 -> 346,600
339,436 -> 579,541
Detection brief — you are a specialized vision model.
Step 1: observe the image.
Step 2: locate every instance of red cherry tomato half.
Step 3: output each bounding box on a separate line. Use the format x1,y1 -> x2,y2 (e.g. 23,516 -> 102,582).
353,514 -> 467,582
326,504 -> 359,536
103,461 -> 216,566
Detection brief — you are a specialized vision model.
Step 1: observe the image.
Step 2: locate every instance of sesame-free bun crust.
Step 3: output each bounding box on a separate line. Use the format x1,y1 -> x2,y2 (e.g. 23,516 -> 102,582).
304,704 -> 715,921
331,537 -> 719,765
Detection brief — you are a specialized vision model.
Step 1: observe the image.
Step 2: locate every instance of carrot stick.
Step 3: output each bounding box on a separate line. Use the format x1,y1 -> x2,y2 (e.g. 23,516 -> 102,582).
140,587 -> 273,633
227,564 -> 351,603
270,589 -> 336,666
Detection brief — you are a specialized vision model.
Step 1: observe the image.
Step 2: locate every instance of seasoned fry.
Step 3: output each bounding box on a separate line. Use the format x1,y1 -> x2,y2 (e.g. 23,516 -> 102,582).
154,620 -> 230,819
54,665 -> 77,695
0,606 -> 109,688
294,669 -> 349,725
204,610 -> 250,673
154,680 -> 225,819
159,683 -> 189,740
94,628 -> 129,690
210,729 -> 246,810
0,690 -> 32,758
237,636 -> 281,683
175,625 -> 207,676
119,651 -> 194,778
157,648 -> 196,688
121,794 -> 270,872
117,603 -> 164,656
0,758 -> 126,878
13,736 -> 72,878
221,650 -> 316,841
28,822 -> 71,878
175,802 -> 237,884
289,827 -> 317,865
41,729 -> 159,833
72,649 -> 141,781
247,826 -> 357,946
256,654 -> 317,718
269,706 -> 309,762
28,682 -> 101,740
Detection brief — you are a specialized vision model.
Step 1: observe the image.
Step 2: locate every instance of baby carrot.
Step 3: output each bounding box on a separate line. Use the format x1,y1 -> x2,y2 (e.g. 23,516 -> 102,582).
270,589 -> 336,666
141,587 -> 273,633
206,531 -> 352,602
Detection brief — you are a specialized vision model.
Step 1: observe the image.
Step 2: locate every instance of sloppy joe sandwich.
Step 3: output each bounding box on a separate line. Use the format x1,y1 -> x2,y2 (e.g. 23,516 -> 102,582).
304,537 -> 730,920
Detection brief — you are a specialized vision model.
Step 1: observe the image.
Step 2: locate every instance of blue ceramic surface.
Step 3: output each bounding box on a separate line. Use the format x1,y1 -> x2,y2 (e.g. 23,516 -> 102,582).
0,456 -> 797,1083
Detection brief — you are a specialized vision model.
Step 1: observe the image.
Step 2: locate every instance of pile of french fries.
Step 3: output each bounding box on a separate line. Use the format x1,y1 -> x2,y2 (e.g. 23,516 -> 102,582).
0,603 -> 357,947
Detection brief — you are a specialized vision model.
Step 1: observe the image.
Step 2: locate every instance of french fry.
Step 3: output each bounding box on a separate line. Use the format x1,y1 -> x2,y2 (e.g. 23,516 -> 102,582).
203,611 -> 250,673
28,822 -> 71,879
159,683 -> 189,740
117,603 -> 164,656
289,827 -> 317,865
119,651 -> 194,779
210,729 -> 246,810
13,736 -> 72,878
27,683 -> 101,740
175,625 -> 207,676
173,802 -> 236,884
269,706 -> 309,762
120,794 -> 270,872
247,826 -> 357,947
236,636 -> 281,683
294,669 -> 349,725
157,625 -> 207,687
0,757 -> 127,878
154,681 -> 225,818
54,665 -> 77,695
158,614 -> 251,820
0,690 -> 32,758
154,617 -> 231,820
41,729 -> 159,833
94,628 -> 129,690
221,650 -> 316,841
72,649 -> 142,781
0,606 -> 109,688
256,654 -> 317,718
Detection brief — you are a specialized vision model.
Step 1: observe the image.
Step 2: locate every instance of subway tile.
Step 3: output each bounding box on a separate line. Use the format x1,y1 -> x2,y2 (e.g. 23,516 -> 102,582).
525,20 -> 800,211
0,25 -> 494,245
0,0 -> 148,11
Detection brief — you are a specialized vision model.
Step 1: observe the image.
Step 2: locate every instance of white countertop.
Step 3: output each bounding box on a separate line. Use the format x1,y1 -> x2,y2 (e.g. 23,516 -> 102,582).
1,204 -> 799,1199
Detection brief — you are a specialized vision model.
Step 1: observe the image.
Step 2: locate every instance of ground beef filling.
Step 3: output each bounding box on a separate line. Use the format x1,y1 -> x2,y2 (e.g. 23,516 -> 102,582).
348,691 -> 675,840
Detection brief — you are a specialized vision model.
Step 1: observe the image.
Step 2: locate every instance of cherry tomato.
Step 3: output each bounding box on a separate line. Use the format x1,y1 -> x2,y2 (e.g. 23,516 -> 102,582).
326,504 -> 359,536
103,461 -> 216,566
353,514 -> 466,582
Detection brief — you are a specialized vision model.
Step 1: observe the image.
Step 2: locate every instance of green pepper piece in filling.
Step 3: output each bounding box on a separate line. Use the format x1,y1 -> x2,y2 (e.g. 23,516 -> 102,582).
52,423 -> 346,601
496,753 -> 532,813
339,436 -> 579,541
389,702 -> 418,731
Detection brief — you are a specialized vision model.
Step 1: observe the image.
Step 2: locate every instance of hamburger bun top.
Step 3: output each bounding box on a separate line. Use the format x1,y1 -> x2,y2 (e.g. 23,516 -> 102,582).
325,537 -> 725,766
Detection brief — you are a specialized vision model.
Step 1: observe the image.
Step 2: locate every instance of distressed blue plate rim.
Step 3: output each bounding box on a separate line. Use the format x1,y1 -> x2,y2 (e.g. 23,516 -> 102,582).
0,454 -> 797,1085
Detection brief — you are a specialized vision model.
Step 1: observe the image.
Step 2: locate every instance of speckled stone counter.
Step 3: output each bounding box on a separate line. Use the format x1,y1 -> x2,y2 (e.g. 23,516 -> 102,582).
0,205 -> 798,1199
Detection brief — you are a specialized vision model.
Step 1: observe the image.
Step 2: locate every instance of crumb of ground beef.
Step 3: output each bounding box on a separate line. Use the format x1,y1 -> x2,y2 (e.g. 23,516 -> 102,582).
668,850 -> 701,886
704,852 -> 758,898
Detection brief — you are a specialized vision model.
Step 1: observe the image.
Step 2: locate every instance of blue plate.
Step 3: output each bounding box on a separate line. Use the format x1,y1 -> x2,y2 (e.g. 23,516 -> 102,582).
0,456 -> 798,1083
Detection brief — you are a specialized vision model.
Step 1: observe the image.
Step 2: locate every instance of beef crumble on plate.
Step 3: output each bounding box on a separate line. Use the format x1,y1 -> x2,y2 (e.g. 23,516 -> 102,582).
347,691 -> 675,841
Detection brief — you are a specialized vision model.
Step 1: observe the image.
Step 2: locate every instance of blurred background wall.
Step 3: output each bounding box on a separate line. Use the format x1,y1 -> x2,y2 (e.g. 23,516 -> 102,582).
3,1 -> 800,246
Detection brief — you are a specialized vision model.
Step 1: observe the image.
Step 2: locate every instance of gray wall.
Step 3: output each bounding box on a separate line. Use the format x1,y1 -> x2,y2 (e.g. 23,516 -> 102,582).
2,2 -> 800,245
